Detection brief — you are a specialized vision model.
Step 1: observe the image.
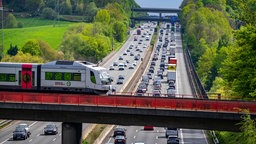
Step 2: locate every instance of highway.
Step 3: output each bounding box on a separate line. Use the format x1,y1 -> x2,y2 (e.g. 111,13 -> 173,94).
102,22 -> 209,144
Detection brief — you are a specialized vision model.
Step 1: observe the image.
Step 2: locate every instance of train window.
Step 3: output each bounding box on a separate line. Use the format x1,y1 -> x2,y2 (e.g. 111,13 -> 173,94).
45,72 -> 81,81
73,73 -> 81,81
0,73 -> 15,82
54,72 -> 62,80
90,71 -> 96,84
45,72 -> 53,80
64,73 -> 72,81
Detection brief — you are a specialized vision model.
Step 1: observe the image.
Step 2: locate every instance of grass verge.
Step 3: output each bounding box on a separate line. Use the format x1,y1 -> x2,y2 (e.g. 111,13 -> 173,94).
82,124 -> 107,144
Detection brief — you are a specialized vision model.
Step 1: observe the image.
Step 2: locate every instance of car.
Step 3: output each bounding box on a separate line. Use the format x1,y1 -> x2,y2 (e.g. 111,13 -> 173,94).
141,75 -> 149,85
138,83 -> 147,93
123,51 -> 127,55
44,124 -> 58,135
149,68 -> 154,73
167,136 -> 179,144
165,127 -> 178,138
129,65 -> 135,69
167,88 -> 176,97
114,135 -> 126,144
153,89 -> 161,97
147,73 -> 152,79
150,61 -> 156,66
16,123 -> 31,136
134,55 -> 140,61
157,70 -> 163,79
126,49 -> 130,52
118,63 -> 125,70
168,80 -> 176,88
109,66 -> 115,70
144,126 -> 154,130
118,75 -> 125,80
113,61 -> 118,66
13,127 -> 29,140
116,79 -> 124,85
143,44 -> 147,48
119,56 -> 123,60
130,52 -> 134,56
153,80 -> 162,90
113,128 -> 126,137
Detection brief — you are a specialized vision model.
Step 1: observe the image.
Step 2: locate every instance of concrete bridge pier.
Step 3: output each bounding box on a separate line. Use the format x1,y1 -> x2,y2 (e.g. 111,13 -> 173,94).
62,122 -> 82,144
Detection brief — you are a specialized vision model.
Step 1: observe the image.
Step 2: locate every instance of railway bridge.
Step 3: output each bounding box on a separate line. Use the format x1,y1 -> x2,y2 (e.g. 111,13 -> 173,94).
0,91 -> 255,144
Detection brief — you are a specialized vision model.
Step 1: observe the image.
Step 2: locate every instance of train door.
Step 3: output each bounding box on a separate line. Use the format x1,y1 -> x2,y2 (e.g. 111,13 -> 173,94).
21,64 -> 32,89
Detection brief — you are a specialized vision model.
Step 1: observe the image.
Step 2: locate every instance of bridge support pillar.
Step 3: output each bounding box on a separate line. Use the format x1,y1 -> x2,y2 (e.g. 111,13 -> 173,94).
62,122 -> 82,144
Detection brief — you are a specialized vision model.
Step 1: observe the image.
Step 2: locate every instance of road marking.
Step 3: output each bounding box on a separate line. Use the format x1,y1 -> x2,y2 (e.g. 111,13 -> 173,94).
37,134 -> 40,136
133,136 -> 136,139
0,138 -> 9,144
29,121 -> 37,127
156,136 -> 158,139
203,130 -> 209,144
29,139 -> 33,143
53,138 -> 56,141
136,129 -> 138,132
180,128 -> 184,144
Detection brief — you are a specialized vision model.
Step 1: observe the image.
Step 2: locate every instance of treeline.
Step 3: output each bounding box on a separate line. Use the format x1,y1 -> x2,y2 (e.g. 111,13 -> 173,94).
180,0 -> 256,143
180,0 -> 256,100
2,0 -> 139,22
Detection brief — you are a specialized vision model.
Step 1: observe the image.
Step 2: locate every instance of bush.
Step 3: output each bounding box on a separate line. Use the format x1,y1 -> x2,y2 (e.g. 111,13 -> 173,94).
5,13 -> 17,28
17,22 -> 23,28
41,7 -> 57,20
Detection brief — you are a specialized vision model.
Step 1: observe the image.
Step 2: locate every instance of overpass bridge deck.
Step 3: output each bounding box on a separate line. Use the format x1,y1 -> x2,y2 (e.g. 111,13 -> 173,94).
0,91 -> 255,114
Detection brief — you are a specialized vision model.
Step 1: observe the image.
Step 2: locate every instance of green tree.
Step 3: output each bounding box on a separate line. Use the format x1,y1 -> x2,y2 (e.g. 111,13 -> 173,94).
7,44 -> 18,56
75,0 -> 84,15
238,111 -> 256,144
112,21 -> 126,42
5,13 -> 17,28
1,51 -> 44,63
38,40 -> 62,61
60,0 -> 72,15
22,39 -> 42,56
41,7 -> 57,20
25,0 -> 45,16
85,2 -> 99,22
197,44 -> 217,90
94,9 -> 110,24
220,25 -> 256,98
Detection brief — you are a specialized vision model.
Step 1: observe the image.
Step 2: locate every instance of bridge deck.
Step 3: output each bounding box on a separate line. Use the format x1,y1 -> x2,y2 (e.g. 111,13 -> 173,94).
0,91 -> 255,114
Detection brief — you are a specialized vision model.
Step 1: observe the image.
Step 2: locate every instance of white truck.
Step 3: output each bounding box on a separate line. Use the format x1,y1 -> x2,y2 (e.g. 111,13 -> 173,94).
167,70 -> 176,83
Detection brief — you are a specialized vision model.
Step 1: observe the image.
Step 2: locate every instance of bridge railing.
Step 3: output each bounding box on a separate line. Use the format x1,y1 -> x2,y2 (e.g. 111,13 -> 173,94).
0,91 -> 255,114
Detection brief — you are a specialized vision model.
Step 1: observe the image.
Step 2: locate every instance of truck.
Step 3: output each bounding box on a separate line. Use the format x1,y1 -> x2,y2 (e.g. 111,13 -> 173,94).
137,28 -> 141,35
167,70 -> 176,83
168,58 -> 177,65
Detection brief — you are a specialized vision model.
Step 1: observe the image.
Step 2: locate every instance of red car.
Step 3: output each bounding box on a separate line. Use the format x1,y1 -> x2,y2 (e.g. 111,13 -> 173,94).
144,126 -> 154,130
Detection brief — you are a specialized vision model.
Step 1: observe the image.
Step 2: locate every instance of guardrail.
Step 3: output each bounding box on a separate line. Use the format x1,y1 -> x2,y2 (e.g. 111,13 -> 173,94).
184,47 -> 208,99
0,91 -> 255,114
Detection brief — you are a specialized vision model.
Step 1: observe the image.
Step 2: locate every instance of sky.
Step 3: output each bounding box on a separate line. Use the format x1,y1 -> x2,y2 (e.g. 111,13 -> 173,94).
135,0 -> 183,9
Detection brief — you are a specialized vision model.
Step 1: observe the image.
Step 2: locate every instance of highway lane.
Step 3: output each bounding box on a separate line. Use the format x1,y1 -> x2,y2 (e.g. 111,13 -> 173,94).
105,22 -> 156,92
